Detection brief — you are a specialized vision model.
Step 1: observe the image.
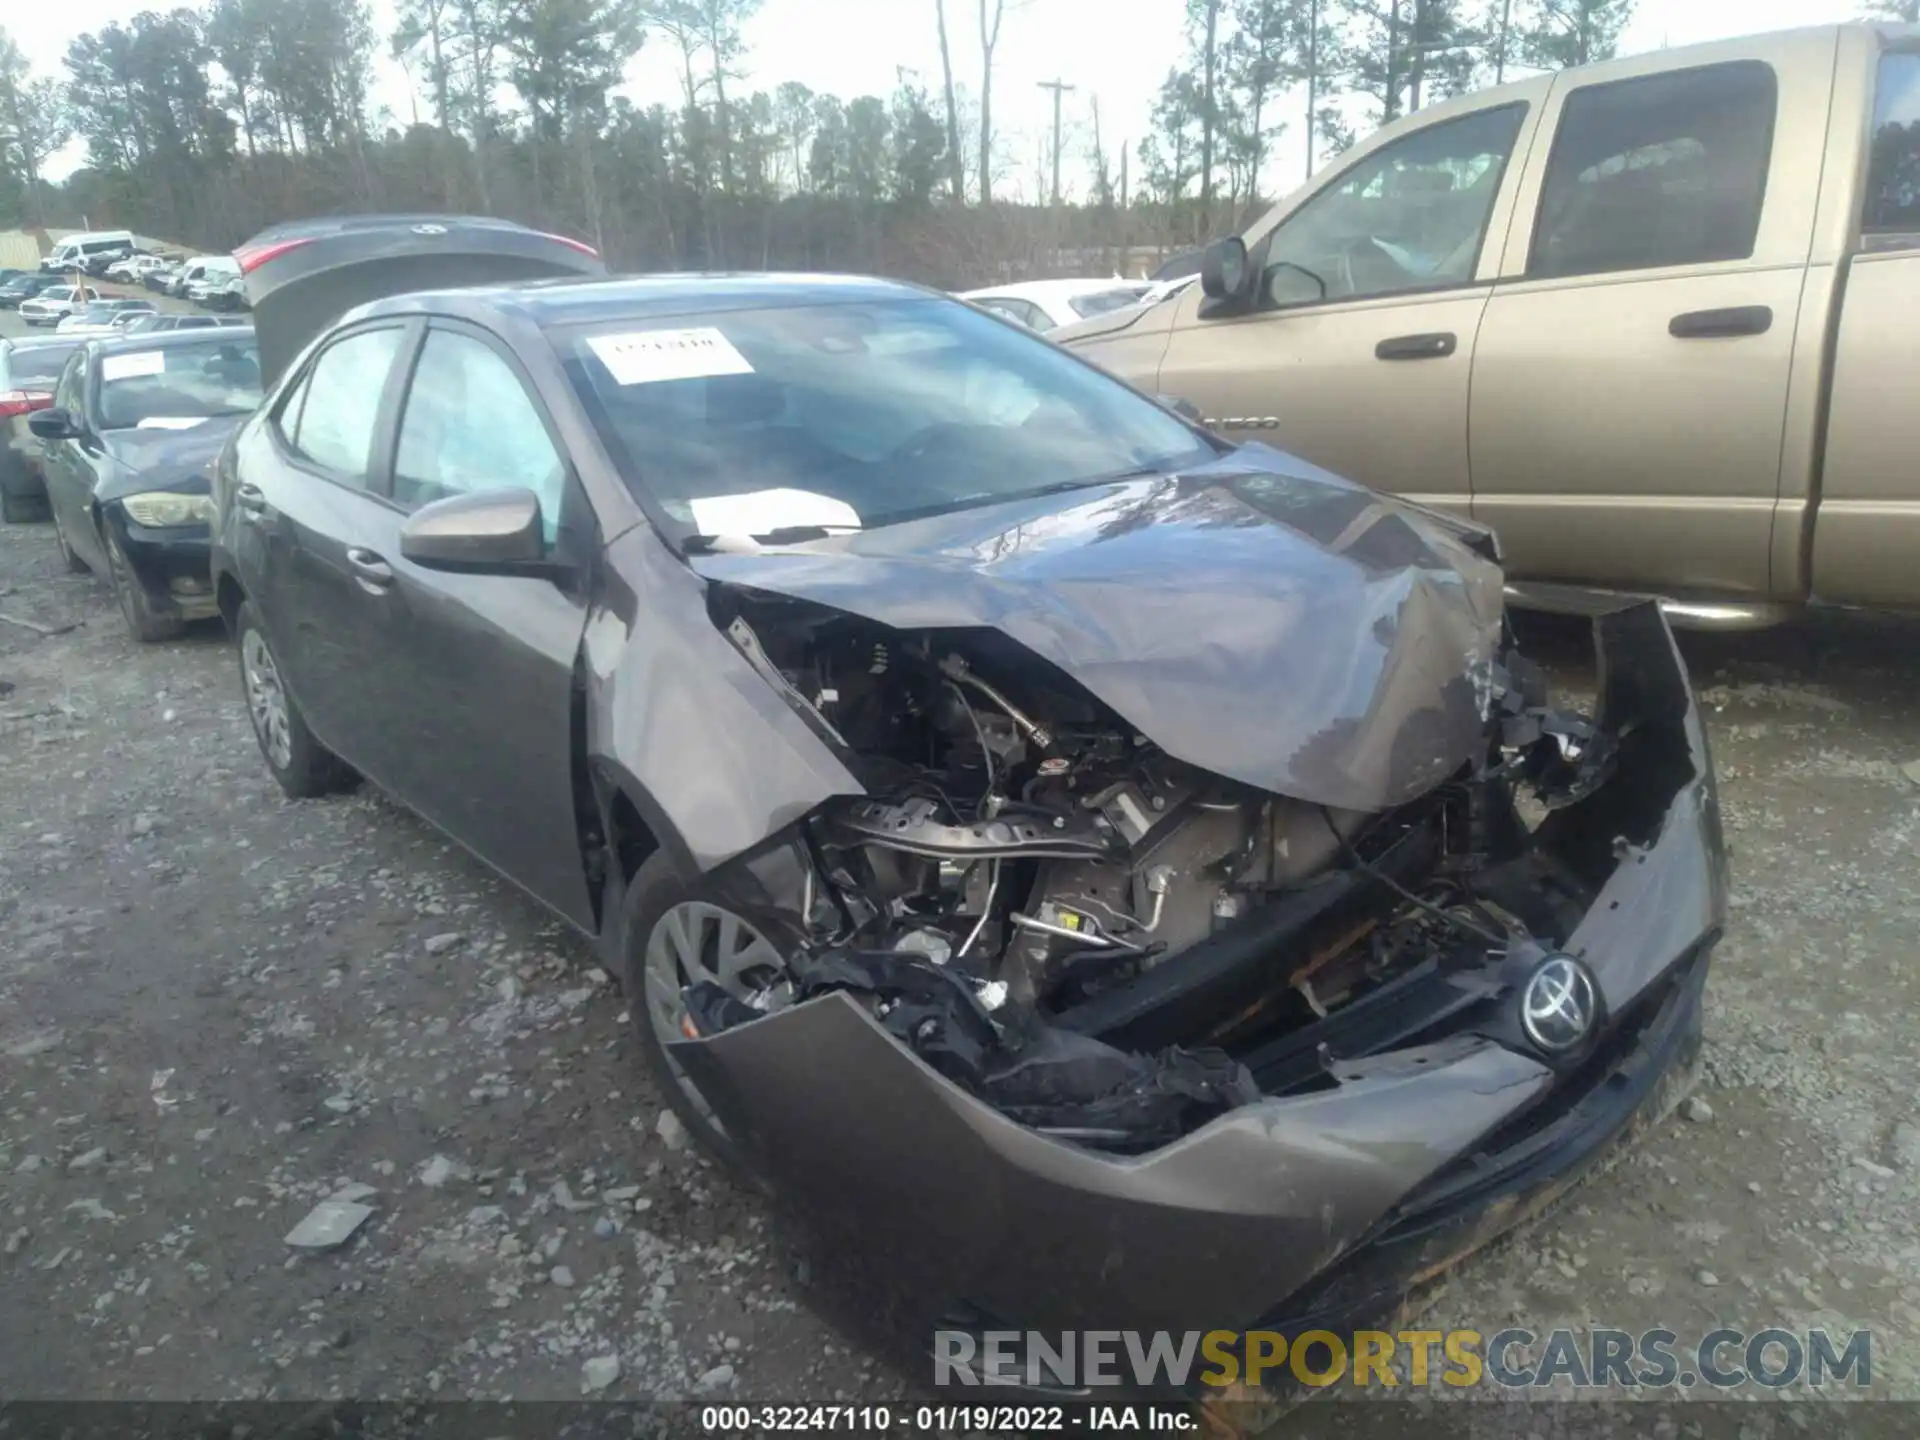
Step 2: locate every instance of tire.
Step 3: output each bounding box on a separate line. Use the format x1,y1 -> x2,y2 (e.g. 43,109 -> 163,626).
104,525 -> 184,642
234,599 -> 358,799
619,851 -> 801,1173
49,504 -> 89,572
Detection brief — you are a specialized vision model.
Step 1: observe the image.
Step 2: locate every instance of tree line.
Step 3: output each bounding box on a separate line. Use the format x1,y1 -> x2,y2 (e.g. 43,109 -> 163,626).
0,0 -> 1642,285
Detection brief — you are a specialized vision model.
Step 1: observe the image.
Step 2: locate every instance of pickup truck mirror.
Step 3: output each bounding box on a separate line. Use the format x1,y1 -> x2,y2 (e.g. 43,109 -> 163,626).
28,407 -> 80,442
1200,236 -> 1251,301
1155,394 -> 1204,424
399,487 -> 562,578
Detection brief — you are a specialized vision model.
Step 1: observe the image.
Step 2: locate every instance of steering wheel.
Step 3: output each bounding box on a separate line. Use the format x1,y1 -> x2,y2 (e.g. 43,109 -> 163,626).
1335,237 -> 1414,298
881,421 -> 974,469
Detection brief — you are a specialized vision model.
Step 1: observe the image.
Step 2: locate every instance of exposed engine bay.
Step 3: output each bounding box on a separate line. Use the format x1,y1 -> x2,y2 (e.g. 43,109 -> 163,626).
688,588 -> 1628,1154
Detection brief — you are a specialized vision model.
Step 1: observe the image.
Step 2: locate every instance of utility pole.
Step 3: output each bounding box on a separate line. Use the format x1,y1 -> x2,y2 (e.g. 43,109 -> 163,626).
1037,77 -> 1076,206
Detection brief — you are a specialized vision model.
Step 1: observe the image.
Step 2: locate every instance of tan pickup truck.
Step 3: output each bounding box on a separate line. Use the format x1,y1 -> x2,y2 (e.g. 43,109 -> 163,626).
1059,23 -> 1920,624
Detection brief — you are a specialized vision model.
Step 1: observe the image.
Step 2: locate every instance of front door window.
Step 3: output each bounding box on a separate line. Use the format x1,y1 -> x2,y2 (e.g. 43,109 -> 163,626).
1259,104 -> 1527,307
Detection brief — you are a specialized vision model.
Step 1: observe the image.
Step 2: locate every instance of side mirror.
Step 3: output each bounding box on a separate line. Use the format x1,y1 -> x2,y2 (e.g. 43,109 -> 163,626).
1199,236 -> 1251,301
1155,394 -> 1205,424
399,488 -> 556,577
28,407 -> 79,441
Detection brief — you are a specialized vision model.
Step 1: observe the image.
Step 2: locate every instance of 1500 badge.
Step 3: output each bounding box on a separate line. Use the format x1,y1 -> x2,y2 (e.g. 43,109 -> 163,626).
1205,416 -> 1282,430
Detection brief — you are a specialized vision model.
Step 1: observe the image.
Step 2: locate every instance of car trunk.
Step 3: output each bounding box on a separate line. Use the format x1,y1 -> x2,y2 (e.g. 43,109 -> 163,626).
236,215 -> 607,387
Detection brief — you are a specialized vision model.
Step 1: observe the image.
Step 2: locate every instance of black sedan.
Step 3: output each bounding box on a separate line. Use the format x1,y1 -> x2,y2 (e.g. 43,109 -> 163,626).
31,329 -> 262,640
0,335 -> 83,522
0,273 -> 61,309
210,215 -> 1726,1393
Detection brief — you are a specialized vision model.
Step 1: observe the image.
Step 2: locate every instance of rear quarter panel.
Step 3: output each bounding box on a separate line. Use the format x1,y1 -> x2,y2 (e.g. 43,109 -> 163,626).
1809,247 -> 1920,606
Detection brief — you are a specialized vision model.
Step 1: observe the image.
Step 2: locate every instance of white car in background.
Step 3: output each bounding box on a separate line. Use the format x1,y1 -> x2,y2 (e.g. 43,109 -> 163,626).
959,278 -> 1153,333
56,300 -> 156,335
186,258 -> 241,304
106,254 -> 168,283
18,284 -> 99,327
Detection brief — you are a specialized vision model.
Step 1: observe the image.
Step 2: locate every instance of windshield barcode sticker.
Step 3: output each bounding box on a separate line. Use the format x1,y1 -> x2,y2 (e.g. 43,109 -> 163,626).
101,351 -> 166,382
586,327 -> 753,386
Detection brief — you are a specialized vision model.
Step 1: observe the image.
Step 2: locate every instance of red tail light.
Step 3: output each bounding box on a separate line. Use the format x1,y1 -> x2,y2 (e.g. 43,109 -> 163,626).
0,390 -> 52,420
235,237 -> 315,273
538,230 -> 600,260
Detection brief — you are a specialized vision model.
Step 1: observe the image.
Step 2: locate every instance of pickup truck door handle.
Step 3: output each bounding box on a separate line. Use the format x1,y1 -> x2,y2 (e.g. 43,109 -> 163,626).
1375,332 -> 1458,361
346,548 -> 395,591
235,484 -> 269,516
1669,305 -> 1773,339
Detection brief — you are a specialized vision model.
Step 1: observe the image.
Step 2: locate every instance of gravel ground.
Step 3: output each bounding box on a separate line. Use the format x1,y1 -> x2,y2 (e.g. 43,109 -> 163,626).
2,350 -> 1917,1413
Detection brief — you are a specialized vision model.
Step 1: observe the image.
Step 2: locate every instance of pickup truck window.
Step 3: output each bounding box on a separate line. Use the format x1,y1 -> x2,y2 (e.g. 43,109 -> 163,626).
1865,52 -> 1920,243
1258,103 -> 1526,308
1529,61 -> 1776,280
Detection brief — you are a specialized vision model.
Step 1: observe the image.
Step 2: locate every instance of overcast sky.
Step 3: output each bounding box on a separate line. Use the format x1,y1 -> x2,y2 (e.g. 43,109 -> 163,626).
10,0 -> 1868,191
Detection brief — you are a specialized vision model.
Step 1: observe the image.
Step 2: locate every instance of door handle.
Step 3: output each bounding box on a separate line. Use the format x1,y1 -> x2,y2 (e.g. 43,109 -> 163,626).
1375,332 -> 1457,361
235,484 -> 268,516
1669,305 -> 1772,339
346,548 -> 394,590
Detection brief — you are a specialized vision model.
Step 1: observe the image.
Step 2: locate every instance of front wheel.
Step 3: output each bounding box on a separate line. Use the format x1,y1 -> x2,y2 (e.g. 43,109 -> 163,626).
620,852 -> 800,1172
234,600 -> 358,798
105,526 -> 184,642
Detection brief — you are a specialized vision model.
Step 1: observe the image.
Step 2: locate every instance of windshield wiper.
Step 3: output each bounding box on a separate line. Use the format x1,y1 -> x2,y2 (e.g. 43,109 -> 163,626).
859,466 -> 1174,530
684,523 -> 861,553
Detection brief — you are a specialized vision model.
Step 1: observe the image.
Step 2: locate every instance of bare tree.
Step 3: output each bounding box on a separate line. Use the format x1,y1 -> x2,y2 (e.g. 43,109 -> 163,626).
0,33 -> 68,222
933,0 -> 964,201
1193,0 -> 1221,230
977,0 -> 1004,206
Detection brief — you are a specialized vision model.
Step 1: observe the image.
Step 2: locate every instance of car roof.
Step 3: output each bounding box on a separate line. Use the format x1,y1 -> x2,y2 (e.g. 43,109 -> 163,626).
351,271 -> 936,330
0,333 -> 83,352
85,327 -> 257,357
959,278 -> 1147,303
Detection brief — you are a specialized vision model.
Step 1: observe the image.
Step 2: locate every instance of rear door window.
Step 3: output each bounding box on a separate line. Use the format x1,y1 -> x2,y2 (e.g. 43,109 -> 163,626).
1865,52 -> 1920,246
1528,61 -> 1777,279
285,327 -> 406,485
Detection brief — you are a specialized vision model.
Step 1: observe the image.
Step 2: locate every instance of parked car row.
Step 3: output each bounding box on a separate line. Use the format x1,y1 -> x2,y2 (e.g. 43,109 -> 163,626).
140,254 -> 246,309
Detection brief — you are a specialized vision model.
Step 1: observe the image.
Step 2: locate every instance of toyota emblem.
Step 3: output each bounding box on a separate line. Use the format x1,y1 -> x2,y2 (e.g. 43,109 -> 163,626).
1520,955 -> 1598,1052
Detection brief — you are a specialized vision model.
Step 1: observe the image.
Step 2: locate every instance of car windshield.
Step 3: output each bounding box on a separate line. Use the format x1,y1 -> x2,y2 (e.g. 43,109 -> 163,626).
95,337 -> 264,430
555,297 -> 1214,536
1067,286 -> 1150,318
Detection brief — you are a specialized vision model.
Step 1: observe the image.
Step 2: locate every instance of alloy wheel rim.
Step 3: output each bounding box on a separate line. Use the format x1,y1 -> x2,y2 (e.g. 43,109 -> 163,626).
241,628 -> 293,770
642,899 -> 793,1127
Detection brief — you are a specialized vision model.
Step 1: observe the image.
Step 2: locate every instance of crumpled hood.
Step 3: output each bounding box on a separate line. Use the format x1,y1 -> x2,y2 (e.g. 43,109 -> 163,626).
98,416 -> 241,501
689,444 -> 1507,812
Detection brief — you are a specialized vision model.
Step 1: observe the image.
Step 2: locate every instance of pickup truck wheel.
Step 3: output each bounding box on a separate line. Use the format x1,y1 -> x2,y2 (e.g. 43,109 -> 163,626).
620,851 -> 799,1175
235,600 -> 359,798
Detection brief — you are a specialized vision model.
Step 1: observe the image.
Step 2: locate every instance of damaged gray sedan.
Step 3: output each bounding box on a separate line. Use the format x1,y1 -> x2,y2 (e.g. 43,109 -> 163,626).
210,217 -> 1727,1390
